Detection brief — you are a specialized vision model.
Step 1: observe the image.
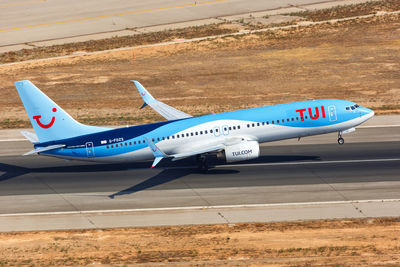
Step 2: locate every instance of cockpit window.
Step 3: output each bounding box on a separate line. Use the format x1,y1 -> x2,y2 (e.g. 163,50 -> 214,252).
346,104 -> 359,111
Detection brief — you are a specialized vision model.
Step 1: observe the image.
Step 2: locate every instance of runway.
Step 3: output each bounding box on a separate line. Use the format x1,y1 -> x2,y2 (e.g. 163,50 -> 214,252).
0,126 -> 399,231
0,0 -> 358,46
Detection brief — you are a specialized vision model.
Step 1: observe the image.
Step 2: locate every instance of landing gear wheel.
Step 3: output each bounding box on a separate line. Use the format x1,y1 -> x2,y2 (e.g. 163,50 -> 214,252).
197,155 -> 209,171
338,137 -> 344,145
337,130 -> 344,145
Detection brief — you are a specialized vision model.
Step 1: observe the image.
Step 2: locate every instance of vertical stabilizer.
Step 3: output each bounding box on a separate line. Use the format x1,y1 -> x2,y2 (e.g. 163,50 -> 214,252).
15,80 -> 109,143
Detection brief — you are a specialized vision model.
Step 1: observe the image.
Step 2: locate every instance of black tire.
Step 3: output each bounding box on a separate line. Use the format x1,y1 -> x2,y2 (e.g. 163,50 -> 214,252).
338,137 -> 344,145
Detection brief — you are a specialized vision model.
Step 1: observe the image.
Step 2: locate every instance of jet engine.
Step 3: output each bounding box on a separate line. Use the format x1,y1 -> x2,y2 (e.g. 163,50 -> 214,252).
224,140 -> 260,162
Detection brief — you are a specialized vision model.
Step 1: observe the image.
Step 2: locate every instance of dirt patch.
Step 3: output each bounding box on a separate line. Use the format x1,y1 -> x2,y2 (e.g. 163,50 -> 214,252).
0,218 -> 399,266
1,14 -> 400,128
287,0 -> 400,21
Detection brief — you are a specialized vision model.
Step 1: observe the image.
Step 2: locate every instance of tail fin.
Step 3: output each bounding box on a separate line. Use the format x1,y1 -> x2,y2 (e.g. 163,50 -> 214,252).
15,80 -> 109,143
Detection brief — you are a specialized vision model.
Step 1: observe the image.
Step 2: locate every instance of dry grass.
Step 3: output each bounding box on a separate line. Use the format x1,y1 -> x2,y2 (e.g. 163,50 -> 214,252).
0,218 -> 399,266
1,13 -> 400,129
287,0 -> 400,21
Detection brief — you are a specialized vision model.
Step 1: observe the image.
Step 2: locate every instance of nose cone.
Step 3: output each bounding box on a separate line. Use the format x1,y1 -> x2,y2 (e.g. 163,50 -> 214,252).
359,107 -> 374,121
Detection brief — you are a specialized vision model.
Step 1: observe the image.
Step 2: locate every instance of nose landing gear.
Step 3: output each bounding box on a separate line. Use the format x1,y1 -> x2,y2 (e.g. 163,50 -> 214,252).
338,131 -> 344,145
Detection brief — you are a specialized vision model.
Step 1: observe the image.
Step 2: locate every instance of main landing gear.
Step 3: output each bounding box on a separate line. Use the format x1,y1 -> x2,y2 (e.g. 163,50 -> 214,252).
196,154 -> 209,171
338,131 -> 344,145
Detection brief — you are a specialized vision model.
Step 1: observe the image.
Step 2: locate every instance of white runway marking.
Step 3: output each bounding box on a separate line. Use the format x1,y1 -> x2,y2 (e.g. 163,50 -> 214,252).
1,199 -> 399,217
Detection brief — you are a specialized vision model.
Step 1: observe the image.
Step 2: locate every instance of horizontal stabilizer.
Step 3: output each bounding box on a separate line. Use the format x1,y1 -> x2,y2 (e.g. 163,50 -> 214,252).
132,80 -> 192,120
24,144 -> 66,156
20,131 -> 39,144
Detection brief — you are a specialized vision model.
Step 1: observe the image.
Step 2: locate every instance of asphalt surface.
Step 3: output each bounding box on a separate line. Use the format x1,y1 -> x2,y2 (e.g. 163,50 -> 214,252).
0,126 -> 399,231
0,0 -> 355,46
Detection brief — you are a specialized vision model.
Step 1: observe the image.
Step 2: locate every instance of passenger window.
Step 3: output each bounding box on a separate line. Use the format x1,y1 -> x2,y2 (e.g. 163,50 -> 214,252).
262,122 -> 265,126
177,135 -> 180,138
238,125 -> 240,129
210,129 -> 213,133
200,131 -> 203,134
129,142 -> 132,145
272,121 -> 274,124
181,134 -> 184,137
291,118 -> 294,121
266,121 -> 269,125
172,136 -> 175,139
143,140 -> 145,143
296,117 -> 299,120
257,123 -> 260,126
106,145 -> 109,149
115,144 -> 118,147
162,137 -> 165,140
247,124 -> 250,128
138,140 -> 141,144
167,136 -> 170,140
351,106 -> 355,110
134,141 -> 136,145
287,119 -> 290,122
195,132 -> 198,135
346,107 -> 350,110
216,129 -> 219,132
186,133 -> 189,137
233,126 -> 236,130
111,145 -> 114,148
305,116 -> 308,119
205,130 -> 208,134
228,127 -> 232,131
252,123 -> 255,127
277,120 -> 280,123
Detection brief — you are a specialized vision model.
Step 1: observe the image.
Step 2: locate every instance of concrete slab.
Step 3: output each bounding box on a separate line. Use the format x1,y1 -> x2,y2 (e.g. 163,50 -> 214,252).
0,44 -> 34,53
1,200 -> 399,232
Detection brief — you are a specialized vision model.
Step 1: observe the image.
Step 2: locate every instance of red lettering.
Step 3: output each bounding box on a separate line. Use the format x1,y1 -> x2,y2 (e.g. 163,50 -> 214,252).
296,108 -> 306,121
321,106 -> 326,118
308,107 -> 320,120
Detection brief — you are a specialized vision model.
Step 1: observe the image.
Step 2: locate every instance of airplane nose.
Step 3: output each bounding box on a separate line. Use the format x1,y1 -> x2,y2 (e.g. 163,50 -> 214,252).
359,107 -> 374,120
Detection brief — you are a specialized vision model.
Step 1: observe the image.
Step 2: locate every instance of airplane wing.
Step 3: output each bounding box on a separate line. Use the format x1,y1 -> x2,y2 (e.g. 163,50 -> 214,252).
132,80 -> 192,121
146,136 -> 246,168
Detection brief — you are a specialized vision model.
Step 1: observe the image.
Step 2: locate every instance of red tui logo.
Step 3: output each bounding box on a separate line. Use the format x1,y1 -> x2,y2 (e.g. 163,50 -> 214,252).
33,108 -> 57,129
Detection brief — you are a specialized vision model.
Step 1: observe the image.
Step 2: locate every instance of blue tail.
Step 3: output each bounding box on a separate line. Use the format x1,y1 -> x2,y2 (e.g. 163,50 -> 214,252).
15,80 -> 109,143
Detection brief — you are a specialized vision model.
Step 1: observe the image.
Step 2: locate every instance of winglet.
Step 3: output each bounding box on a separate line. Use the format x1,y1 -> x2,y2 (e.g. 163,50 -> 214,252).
145,137 -> 168,168
132,80 -> 156,105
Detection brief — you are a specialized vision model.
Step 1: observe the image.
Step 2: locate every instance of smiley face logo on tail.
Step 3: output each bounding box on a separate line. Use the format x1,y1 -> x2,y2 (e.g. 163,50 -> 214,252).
141,92 -> 146,96
33,108 -> 57,129
152,148 -> 157,152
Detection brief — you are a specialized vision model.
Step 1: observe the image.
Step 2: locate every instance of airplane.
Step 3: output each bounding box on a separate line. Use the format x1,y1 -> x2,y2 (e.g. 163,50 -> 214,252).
15,80 -> 374,170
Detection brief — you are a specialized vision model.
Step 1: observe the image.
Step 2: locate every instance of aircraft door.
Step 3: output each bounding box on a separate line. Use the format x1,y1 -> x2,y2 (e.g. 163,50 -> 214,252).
85,142 -> 95,158
328,105 -> 337,122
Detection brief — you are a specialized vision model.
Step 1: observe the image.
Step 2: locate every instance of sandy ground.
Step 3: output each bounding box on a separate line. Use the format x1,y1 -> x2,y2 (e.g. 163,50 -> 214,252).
0,218 -> 399,266
0,14 -> 400,128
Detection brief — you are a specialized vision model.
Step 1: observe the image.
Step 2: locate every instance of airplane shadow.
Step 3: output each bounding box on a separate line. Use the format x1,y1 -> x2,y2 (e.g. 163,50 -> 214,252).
0,154 -> 320,197
108,154 -> 320,198
108,168 -> 240,199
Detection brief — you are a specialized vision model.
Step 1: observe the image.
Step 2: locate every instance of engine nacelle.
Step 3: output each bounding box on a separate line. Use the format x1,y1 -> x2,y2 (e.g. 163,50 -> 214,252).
224,140 -> 260,163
